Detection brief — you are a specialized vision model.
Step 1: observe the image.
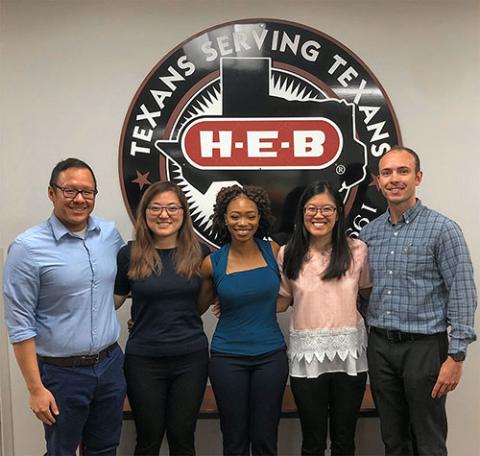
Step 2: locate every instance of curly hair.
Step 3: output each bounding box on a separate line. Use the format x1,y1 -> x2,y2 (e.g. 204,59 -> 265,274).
211,185 -> 275,245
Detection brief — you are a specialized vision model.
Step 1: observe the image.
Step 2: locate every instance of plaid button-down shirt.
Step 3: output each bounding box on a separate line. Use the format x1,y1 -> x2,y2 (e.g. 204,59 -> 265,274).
359,200 -> 477,354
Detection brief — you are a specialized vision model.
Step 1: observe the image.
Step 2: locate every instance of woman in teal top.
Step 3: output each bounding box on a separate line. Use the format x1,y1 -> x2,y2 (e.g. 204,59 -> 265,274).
199,185 -> 288,456
209,237 -> 285,355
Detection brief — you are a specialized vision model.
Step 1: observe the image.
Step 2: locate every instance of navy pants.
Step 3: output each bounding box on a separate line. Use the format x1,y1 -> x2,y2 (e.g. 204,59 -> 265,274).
124,349 -> 209,456
367,330 -> 448,456
39,345 -> 126,456
209,349 -> 289,456
290,372 -> 367,456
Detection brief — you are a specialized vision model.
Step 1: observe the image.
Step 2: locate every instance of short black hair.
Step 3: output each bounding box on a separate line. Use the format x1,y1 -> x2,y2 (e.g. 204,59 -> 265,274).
49,158 -> 97,189
380,146 -> 421,173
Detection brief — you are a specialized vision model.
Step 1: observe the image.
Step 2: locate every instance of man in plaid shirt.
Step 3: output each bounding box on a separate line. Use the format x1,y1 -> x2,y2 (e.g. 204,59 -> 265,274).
359,146 -> 477,456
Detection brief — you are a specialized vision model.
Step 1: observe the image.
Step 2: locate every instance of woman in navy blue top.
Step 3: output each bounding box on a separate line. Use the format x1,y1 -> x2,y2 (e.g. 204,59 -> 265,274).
198,185 -> 288,456
114,181 -> 209,456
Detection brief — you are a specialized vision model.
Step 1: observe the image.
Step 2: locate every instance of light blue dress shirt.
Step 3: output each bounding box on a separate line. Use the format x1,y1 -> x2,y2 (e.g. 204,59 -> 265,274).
3,214 -> 124,356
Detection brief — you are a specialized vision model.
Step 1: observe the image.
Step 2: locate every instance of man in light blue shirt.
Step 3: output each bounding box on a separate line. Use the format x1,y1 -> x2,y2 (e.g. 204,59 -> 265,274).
4,158 -> 126,455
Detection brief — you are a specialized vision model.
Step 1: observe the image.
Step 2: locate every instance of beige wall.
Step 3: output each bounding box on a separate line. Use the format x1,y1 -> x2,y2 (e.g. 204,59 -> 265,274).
1,0 -> 479,454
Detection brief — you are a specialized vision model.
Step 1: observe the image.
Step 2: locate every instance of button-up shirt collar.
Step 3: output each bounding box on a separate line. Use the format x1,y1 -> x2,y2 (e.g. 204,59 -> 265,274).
359,200 -> 476,354
386,199 -> 423,226
3,215 -> 124,356
48,213 -> 100,241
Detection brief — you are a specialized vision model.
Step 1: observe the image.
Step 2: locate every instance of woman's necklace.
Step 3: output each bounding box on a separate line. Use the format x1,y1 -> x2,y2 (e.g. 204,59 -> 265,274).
312,243 -> 332,256
305,244 -> 331,262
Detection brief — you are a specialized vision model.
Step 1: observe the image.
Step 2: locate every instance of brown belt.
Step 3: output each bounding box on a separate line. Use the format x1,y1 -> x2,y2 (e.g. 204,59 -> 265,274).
37,342 -> 118,367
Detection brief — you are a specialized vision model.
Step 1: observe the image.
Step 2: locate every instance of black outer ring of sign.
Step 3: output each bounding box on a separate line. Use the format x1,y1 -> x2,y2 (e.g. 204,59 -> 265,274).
118,18 -> 402,239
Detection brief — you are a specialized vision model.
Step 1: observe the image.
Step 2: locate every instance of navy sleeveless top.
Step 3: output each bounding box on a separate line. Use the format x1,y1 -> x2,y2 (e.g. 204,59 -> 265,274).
210,239 -> 285,356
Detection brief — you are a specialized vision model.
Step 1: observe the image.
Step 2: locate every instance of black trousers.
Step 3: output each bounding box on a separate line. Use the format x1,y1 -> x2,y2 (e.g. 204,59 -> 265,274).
367,330 -> 448,456
290,371 -> 367,456
124,349 -> 209,456
209,349 -> 289,456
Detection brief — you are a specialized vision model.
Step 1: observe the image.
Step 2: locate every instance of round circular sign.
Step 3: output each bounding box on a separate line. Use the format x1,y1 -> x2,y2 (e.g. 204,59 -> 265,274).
119,18 -> 401,246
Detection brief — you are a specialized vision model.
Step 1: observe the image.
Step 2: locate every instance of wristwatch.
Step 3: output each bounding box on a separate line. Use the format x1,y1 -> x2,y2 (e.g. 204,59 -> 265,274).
449,352 -> 466,362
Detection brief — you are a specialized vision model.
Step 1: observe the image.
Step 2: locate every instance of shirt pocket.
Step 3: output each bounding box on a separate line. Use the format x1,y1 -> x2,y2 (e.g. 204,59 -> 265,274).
403,243 -> 433,274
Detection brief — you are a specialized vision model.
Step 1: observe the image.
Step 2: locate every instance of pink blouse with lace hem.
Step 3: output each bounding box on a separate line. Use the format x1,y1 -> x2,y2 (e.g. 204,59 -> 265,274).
278,238 -> 371,331
278,238 -> 371,377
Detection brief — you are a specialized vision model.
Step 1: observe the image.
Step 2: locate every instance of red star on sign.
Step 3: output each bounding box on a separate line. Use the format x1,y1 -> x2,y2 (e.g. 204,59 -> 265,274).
132,171 -> 151,190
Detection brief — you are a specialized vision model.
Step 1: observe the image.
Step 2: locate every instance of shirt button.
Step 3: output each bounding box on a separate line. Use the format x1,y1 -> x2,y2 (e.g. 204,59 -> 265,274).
387,290 -> 392,295
386,311 -> 391,315
394,232 -> 398,236
406,220 -> 409,224
388,270 -> 393,274
390,251 -> 394,255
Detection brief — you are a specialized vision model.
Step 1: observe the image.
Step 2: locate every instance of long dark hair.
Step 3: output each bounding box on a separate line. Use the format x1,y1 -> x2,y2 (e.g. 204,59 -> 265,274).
283,181 -> 351,281
128,181 -> 202,280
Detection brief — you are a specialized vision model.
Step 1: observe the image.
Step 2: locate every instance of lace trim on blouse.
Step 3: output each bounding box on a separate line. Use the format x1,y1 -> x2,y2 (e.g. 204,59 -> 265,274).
288,322 -> 368,377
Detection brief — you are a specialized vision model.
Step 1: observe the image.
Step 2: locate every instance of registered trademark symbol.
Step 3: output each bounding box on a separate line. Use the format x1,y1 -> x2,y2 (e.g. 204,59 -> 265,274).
120,19 -> 398,246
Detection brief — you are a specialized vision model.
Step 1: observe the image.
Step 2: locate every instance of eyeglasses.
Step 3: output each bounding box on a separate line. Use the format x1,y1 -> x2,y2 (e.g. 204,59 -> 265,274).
146,204 -> 183,216
304,205 -> 337,217
54,185 -> 98,200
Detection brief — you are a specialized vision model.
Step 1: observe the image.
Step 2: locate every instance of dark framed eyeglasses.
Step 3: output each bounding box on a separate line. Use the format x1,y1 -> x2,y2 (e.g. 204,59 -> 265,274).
304,205 -> 337,217
146,204 -> 183,216
54,185 -> 98,200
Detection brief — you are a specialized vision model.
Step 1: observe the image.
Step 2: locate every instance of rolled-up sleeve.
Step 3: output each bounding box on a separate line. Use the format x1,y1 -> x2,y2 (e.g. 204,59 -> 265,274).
436,221 -> 477,354
3,240 -> 40,343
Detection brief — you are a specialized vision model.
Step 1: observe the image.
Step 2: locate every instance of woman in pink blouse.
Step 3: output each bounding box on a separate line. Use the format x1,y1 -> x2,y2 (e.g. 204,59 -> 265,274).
277,181 -> 371,456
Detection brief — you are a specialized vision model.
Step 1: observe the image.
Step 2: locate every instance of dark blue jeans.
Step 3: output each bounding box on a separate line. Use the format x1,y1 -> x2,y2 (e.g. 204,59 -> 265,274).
39,345 -> 126,456
209,349 -> 289,456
